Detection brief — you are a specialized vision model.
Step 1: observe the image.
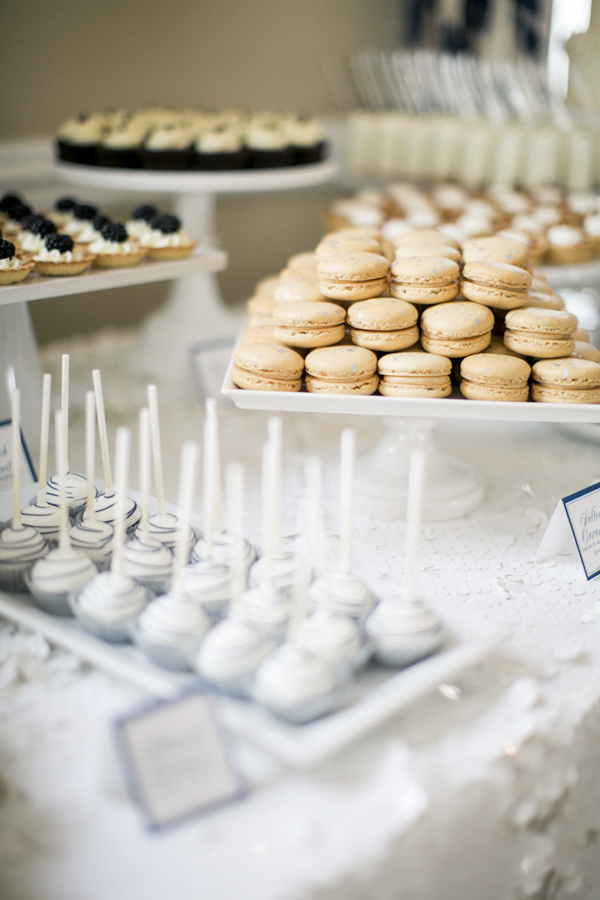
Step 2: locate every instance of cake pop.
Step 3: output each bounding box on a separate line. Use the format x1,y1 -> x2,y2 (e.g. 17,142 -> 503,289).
68,392 -> 114,569
0,389 -> 49,592
123,407 -> 173,593
73,427 -> 148,642
134,441 -> 211,670
366,445 -> 444,666
45,355 -> 88,515
27,410 -> 96,615
19,373 -> 61,543
90,369 -> 140,533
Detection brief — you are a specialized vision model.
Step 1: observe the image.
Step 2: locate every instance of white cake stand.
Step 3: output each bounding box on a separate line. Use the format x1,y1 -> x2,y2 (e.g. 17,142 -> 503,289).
53,160 -> 339,390
222,365 -> 600,521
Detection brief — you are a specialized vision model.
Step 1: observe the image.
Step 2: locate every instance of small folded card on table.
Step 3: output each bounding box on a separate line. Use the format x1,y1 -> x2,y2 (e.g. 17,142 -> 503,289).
536,481 -> 600,580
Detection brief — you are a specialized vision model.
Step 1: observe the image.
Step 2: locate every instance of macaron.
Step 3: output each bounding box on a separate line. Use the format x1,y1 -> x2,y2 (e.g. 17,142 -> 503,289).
346,297 -> 419,352
420,301 -> 494,357
273,280 -> 327,303
503,307 -> 578,358
255,275 -> 282,298
460,261 -> 531,310
318,252 -> 390,302
572,340 -> 600,363
316,236 -> 382,257
482,335 -> 526,359
304,346 -> 379,394
272,300 -> 346,348
246,294 -> 275,316
393,243 -> 461,263
393,229 -> 460,251
525,290 -> 565,311
377,351 -> 452,398
461,235 -> 531,269
231,343 -> 304,391
389,257 -> 459,305
286,251 -> 319,270
531,357 -> 600,403
459,354 -> 531,402
238,325 -> 284,346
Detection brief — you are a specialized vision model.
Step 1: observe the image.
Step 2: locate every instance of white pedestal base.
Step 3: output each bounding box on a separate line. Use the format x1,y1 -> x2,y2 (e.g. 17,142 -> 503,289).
355,418 -> 483,522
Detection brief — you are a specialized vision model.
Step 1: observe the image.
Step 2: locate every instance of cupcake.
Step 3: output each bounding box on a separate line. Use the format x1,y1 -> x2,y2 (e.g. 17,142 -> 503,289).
55,113 -> 106,166
33,234 -> 95,278
192,125 -> 247,170
139,213 -> 197,261
283,115 -> 327,165
0,239 -> 35,285
98,122 -> 146,169
245,120 -> 294,168
90,223 -> 146,269
143,125 -> 193,170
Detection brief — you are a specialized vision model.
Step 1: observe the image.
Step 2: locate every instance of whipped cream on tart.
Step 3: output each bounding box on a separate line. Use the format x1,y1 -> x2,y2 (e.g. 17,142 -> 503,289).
139,213 -> 197,260
0,239 -> 35,285
17,216 -> 57,253
90,223 -> 146,268
33,234 -> 95,277
125,204 -> 160,240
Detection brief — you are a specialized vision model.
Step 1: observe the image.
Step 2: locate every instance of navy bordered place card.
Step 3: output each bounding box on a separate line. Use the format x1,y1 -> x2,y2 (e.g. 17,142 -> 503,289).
536,481 -> 600,580
115,689 -> 246,831
0,418 -> 36,493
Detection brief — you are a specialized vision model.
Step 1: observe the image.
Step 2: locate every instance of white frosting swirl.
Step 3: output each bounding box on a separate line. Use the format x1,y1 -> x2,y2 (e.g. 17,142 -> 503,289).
29,546 -> 96,594
139,228 -> 191,249
68,519 -> 114,566
89,238 -> 135,255
198,618 -> 274,680
137,592 -> 210,646
77,570 -> 147,622
125,219 -> 153,240
18,232 -> 46,252
33,247 -> 74,263
0,525 -> 49,565
252,645 -> 339,708
123,534 -> 173,583
546,225 -> 583,248
0,257 -> 21,271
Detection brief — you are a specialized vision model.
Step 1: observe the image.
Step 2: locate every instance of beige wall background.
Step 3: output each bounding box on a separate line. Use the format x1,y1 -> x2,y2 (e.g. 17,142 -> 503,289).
1,0 -> 401,344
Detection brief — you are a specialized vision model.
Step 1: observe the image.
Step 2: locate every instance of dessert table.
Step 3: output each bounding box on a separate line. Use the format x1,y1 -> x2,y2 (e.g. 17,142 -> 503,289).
2,327 -> 600,899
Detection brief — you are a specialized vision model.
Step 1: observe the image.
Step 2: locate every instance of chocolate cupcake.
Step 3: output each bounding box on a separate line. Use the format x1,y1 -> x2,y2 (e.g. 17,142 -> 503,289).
143,125 -> 193,170
98,122 -> 146,169
192,126 -> 247,170
283,115 -> 327,165
245,121 -> 294,168
55,114 -> 106,166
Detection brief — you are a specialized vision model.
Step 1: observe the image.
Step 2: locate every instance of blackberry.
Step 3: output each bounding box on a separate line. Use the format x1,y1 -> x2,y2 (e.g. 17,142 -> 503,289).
10,203 -> 32,223
20,213 -> 45,232
0,239 -> 15,260
73,203 -> 98,221
0,193 -> 22,213
150,213 -> 180,234
30,218 -> 57,237
92,214 -> 111,232
55,196 -> 78,212
45,234 -> 74,254
132,204 -> 158,223
101,222 -> 128,243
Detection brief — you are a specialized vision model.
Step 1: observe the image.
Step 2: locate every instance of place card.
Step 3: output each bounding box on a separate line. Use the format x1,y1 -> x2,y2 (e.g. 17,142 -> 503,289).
0,418 -> 36,493
115,689 -> 245,830
536,481 -> 600,580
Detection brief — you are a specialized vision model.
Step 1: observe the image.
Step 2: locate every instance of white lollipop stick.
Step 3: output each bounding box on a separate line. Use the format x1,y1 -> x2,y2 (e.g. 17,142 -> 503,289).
55,410 -> 70,552
205,399 -> 223,533
92,369 -> 113,495
110,427 -> 130,585
305,456 -> 329,579
403,446 -> 426,605
36,373 -> 52,506
147,384 -> 166,517
203,402 -> 219,561
138,407 -> 151,538
339,428 -> 356,573
11,389 -> 21,527
83,392 -> 96,522
225,461 -> 245,614
172,441 -> 199,597
267,417 -> 283,557
60,354 -> 69,477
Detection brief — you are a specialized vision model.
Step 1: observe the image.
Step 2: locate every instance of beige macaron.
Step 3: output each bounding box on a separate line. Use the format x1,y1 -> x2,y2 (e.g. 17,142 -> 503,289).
231,343 -> 304,391
503,307 -> 578,358
462,236 -> 531,269
525,290 -> 565,311
393,229 -> 460,251
483,335 -> 526,359
346,297 -> 419,352
572,340 -> 600,363
378,352 -> 452,398
286,251 -> 319,270
389,256 -> 459,305
255,275 -> 282,298
304,345 -> 379,394
459,353 -> 531,402
238,325 -> 284,346
316,236 -> 382,257
394,243 -> 461,263
272,300 -> 346,348
420,301 -> 495,357
531,357 -> 600,402
460,261 -> 531,310
273,280 -> 328,304
318,252 -> 390,302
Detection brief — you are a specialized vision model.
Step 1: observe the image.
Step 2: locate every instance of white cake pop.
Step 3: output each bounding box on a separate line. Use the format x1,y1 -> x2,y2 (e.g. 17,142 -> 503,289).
28,409 -> 96,615
143,384 -> 194,552
123,407 -> 172,593
90,369 -> 141,533
308,429 -> 375,622
45,354 -> 88,514
73,427 -> 148,641
0,389 -> 49,593
134,441 -> 211,670
20,373 -> 61,543
366,445 -> 444,666
68,391 -> 114,569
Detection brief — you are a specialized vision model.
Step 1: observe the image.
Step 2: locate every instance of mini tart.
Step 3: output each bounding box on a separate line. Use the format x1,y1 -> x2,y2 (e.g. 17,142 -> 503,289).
91,241 -> 147,268
145,240 -> 198,261
0,256 -> 35,285
459,353 -> 531,402
33,249 -> 95,277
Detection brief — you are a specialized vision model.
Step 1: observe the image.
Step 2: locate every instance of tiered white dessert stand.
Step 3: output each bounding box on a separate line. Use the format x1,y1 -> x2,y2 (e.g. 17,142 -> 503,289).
222,369 -> 600,521
53,160 -> 339,390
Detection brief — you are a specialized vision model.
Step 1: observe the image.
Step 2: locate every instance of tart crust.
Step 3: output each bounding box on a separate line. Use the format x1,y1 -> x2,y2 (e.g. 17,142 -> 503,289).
92,247 -> 147,268
0,259 -> 35,285
34,253 -> 95,277
145,241 -> 198,261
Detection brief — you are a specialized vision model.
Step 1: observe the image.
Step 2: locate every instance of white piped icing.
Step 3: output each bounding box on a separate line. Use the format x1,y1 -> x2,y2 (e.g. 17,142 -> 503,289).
29,546 -> 96,595
46,472 -> 89,512
19,503 -> 62,542
77,570 -> 147,623
181,561 -> 232,617
33,247 -> 74,263
198,618 -> 275,682
252,644 -> 340,709
139,228 -> 192,249
68,519 -> 114,567
191,531 -> 255,573
0,525 -> 49,566
546,225 -> 583,248
123,534 -> 172,584
18,232 -> 46,253
93,491 -> 141,531
0,257 -> 21,271
296,610 -> 365,667
249,551 -> 311,598
309,567 -> 376,619
89,238 -> 135,255
136,592 -> 211,647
